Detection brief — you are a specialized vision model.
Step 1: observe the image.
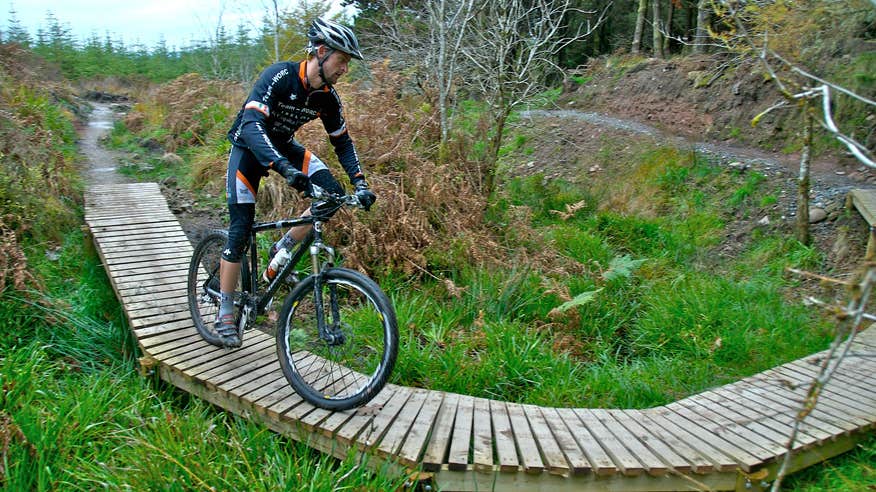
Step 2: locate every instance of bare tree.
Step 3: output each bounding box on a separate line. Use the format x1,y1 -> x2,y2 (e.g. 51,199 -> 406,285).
462,0 -> 607,194
632,0 -> 648,54
360,0 -> 474,149
426,0 -> 476,148
651,0 -> 664,58
692,0 -> 709,54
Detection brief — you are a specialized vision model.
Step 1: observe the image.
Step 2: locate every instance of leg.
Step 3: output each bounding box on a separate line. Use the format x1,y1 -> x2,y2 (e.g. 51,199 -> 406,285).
217,146 -> 262,345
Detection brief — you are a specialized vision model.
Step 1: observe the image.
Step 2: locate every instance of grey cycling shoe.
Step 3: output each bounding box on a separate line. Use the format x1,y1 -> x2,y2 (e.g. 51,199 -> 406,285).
215,313 -> 241,348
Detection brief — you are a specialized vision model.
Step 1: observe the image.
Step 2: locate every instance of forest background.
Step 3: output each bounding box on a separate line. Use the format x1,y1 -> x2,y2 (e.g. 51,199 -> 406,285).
0,0 -> 875,490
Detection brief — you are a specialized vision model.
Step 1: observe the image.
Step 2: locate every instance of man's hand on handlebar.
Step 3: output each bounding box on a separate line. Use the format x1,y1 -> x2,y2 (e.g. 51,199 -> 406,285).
275,161 -> 309,192
353,180 -> 377,211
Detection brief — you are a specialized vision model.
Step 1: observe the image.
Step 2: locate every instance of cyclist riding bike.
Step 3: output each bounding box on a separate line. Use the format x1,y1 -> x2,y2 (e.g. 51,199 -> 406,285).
217,18 -> 376,347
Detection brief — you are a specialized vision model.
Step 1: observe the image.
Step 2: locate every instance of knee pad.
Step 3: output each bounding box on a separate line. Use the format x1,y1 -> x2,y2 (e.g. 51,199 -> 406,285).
309,169 -> 344,196
222,203 -> 254,262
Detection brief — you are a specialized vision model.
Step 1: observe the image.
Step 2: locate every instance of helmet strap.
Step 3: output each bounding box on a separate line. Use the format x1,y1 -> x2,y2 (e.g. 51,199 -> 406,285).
315,45 -> 335,88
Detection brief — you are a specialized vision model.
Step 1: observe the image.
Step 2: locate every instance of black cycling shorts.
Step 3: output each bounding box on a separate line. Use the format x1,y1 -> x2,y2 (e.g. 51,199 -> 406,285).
221,143 -> 344,262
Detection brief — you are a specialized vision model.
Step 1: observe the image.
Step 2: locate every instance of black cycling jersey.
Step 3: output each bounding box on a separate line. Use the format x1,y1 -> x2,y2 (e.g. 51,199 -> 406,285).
228,60 -> 363,184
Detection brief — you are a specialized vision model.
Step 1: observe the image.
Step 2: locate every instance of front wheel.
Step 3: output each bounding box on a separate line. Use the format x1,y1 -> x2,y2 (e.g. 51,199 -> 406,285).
187,230 -> 250,347
276,268 -> 398,411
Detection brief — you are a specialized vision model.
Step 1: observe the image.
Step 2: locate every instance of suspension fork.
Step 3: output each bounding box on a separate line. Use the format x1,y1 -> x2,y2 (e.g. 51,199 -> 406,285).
309,220 -> 342,344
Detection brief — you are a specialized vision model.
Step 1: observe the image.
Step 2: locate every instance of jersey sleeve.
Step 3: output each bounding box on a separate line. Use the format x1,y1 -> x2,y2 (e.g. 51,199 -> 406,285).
233,63 -> 294,170
321,88 -> 364,184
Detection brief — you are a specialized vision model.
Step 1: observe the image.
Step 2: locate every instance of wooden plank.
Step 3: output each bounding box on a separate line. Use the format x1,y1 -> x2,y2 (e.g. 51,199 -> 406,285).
772,364 -> 876,422
574,408 -> 644,476
331,386 -> 399,447
636,409 -> 739,472
91,223 -> 183,236
850,189 -> 876,225
539,407 -> 591,475
127,304 -> 190,323
115,270 -> 188,288
142,333 -> 202,356
357,386 -> 415,449
780,358 -> 876,409
123,296 -> 187,314
489,399 -> 521,472
523,404 -> 571,475
661,401 -> 778,461
134,317 -> 195,337
120,288 -> 187,306
556,407 -> 617,476
447,395 -> 475,471
730,379 -> 849,439
87,211 -> 176,222
468,397 -> 493,473
99,251 -> 193,267
376,389 -> 429,457
100,244 -> 193,259
106,260 -> 189,278
766,365 -> 876,429
217,360 -> 285,398
119,281 -> 188,297
506,402 -> 544,474
192,337 -> 277,385
648,406 -> 761,471
715,381 -> 830,444
607,409 -> 699,474
130,309 -> 194,330
590,409 -> 668,477
694,387 -> 822,448
422,392 -> 460,472
96,231 -> 191,247
677,393 -> 799,453
397,390 -> 445,468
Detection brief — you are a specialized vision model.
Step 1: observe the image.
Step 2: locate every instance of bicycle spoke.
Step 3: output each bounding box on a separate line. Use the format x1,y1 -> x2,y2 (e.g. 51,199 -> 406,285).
277,270 -> 397,410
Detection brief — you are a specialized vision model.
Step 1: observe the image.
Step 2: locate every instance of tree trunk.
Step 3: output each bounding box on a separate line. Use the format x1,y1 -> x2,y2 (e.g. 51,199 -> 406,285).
632,0 -> 648,54
693,0 -> 709,55
663,0 -> 674,54
652,0 -> 664,58
795,110 -> 814,245
272,0 -> 280,62
484,106 -> 509,196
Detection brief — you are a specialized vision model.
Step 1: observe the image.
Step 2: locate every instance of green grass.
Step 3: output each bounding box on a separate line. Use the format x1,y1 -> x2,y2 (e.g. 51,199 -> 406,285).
1,229 -> 405,491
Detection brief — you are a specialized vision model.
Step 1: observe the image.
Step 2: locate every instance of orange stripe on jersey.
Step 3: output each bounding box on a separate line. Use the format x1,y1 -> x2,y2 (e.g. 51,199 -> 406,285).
299,61 -> 307,87
302,150 -> 312,175
236,170 -> 256,196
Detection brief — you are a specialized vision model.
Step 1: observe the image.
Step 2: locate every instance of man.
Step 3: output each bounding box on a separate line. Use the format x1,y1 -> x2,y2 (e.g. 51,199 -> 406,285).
216,17 -> 376,347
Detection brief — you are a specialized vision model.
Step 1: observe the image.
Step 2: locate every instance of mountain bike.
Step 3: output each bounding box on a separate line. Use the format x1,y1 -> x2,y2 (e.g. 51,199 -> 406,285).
186,186 -> 398,411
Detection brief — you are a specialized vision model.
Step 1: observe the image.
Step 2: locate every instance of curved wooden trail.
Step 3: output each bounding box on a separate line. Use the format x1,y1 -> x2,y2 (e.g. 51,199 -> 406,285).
86,183 -> 876,492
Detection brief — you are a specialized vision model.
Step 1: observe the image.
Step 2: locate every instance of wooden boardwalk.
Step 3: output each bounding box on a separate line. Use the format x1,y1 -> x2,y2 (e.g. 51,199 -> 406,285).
86,183 -> 876,492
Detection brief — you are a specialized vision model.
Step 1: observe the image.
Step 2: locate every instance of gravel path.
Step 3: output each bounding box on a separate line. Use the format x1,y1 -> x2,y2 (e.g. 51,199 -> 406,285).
78,102 -> 132,186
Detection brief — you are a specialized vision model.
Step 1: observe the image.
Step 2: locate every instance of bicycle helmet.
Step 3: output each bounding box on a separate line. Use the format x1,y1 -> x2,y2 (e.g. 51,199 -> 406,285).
307,18 -> 363,60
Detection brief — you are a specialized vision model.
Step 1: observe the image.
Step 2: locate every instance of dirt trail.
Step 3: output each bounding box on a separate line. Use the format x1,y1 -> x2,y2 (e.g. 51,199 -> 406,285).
78,102 -> 131,186
518,109 -> 875,216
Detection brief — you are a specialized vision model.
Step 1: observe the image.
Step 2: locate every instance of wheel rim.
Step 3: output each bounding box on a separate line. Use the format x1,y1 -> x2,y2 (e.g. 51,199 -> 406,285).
282,278 -> 390,402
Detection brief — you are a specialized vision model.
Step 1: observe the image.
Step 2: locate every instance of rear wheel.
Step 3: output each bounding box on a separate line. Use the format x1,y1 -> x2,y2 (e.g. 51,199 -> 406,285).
276,268 -> 398,411
187,230 -> 249,346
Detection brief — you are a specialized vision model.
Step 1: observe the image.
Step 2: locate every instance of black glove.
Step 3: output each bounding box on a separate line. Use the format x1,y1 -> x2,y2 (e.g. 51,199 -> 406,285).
354,180 -> 377,211
275,161 -> 308,192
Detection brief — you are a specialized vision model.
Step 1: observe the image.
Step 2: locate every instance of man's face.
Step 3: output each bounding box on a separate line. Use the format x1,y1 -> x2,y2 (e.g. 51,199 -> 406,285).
320,47 -> 352,85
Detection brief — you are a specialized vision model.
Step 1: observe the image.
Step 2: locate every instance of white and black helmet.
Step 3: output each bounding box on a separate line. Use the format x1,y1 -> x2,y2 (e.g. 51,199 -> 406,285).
307,18 -> 363,60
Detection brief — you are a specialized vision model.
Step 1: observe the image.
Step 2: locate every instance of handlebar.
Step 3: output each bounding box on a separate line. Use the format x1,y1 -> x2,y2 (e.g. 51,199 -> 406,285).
308,184 -> 364,217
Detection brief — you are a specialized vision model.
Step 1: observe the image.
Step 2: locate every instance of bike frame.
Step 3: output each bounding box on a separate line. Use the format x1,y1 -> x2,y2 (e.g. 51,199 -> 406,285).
241,214 -> 338,322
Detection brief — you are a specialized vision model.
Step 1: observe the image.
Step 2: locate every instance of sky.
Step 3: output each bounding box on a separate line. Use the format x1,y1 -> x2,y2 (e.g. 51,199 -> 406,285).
2,1 -> 353,51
